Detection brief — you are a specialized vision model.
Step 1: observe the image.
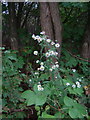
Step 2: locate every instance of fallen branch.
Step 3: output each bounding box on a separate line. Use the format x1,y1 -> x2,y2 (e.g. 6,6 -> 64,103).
65,49 -> 90,63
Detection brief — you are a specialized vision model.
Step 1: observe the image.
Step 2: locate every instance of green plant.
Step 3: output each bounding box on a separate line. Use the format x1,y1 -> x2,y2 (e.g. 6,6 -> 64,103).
21,32 -> 88,119
2,50 -> 27,118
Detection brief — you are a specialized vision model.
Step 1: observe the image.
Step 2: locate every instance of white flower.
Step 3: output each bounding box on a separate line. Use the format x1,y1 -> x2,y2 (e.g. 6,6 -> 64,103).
56,64 -> 59,68
81,77 -> 84,79
54,52 -> 58,56
51,42 -> 55,45
46,39 -> 51,43
55,61 -> 58,64
32,34 -> 36,40
35,72 -> 39,75
45,52 -> 50,57
29,79 -> 32,82
49,50 -> 54,55
40,62 -> 44,65
66,83 -> 70,86
76,81 -> 81,88
37,85 -> 44,91
34,51 -> 38,55
72,84 -> 76,88
55,40 -> 58,42
39,65 -> 45,71
35,36 -> 42,43
76,81 -> 80,85
49,68 -> 53,71
55,76 -> 57,78
52,65 -> 56,69
79,79 -> 81,82
72,69 -> 76,72
35,35 -> 40,39
77,84 -> 81,88
55,43 -> 60,48
40,31 -> 45,35
36,60 -> 39,63
37,68 -> 40,70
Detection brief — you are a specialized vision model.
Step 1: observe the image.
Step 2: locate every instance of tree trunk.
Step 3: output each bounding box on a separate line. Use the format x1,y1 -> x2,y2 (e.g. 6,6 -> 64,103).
8,2 -> 18,50
49,2 -> 62,56
40,2 -> 62,57
81,3 -> 90,61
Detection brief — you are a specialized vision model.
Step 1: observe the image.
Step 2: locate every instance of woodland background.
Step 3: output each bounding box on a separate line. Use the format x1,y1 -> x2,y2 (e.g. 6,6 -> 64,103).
2,2 -> 90,119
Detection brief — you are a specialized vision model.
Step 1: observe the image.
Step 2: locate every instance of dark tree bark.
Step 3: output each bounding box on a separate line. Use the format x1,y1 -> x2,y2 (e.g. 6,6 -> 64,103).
40,2 -> 54,41
8,2 -> 18,50
81,3 -> 90,60
40,2 -> 62,57
16,2 -> 24,29
49,2 -> 62,56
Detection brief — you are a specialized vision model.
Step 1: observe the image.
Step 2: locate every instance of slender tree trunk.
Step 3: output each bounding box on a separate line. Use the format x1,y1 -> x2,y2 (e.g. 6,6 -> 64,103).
81,3 -> 90,60
40,2 -> 62,57
49,2 -> 62,56
40,2 -> 54,41
8,2 -> 18,50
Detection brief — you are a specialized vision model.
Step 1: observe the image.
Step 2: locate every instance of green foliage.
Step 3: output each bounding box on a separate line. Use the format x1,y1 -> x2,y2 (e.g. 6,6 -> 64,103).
21,33 -> 89,119
64,96 -> 87,118
2,2 -> 90,119
2,50 -> 27,118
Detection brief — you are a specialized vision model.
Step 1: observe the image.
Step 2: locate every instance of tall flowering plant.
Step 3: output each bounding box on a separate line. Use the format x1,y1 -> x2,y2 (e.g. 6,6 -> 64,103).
21,32 -> 88,119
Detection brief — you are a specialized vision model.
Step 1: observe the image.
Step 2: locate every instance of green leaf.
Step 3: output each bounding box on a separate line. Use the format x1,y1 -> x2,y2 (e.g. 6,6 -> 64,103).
8,55 -> 17,61
21,90 -> 35,99
69,103 -> 87,118
64,96 -> 77,107
74,103 -> 87,118
41,112 -> 55,118
21,90 -> 36,106
69,107 -> 78,118
33,84 -> 38,93
35,94 -> 47,105
55,112 -> 65,118
39,73 -> 49,80
27,97 -> 35,106
74,88 -> 84,96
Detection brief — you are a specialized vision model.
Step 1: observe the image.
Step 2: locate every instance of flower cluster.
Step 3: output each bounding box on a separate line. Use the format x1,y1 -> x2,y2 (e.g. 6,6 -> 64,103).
37,65 -> 45,71
72,69 -> 76,72
77,77 -> 83,82
32,32 -> 61,73
49,62 -> 59,71
37,84 -> 44,91
76,81 -> 81,88
32,34 -> 43,43
45,50 -> 58,58
66,81 -> 81,88
32,32 -> 60,48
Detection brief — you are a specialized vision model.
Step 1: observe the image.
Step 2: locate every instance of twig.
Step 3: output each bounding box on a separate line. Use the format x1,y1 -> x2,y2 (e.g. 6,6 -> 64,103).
1,108 -> 33,115
65,49 -> 90,63
47,102 -> 58,111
